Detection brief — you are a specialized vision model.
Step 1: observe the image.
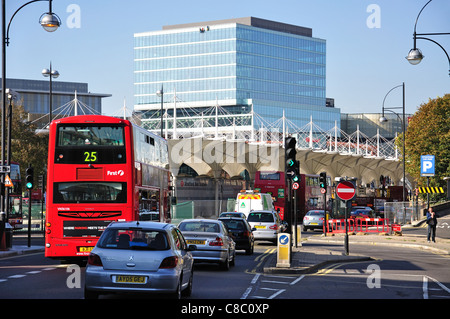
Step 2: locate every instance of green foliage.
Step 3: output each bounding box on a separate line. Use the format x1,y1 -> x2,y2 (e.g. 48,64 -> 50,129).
9,102 -> 48,192
404,94 -> 450,201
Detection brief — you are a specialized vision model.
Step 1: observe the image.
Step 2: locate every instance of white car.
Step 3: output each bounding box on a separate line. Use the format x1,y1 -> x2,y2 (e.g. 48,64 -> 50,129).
247,210 -> 281,243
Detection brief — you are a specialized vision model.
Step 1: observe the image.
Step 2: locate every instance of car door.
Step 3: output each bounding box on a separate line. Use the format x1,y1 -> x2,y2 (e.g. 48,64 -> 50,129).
221,222 -> 235,256
173,228 -> 193,285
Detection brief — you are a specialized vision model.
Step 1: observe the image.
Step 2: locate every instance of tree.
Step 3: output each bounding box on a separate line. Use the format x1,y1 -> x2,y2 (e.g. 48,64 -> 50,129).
404,94 -> 450,201
9,101 -> 48,193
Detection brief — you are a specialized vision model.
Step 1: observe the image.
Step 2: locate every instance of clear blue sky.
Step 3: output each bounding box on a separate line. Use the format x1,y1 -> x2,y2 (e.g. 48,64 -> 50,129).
5,0 -> 450,117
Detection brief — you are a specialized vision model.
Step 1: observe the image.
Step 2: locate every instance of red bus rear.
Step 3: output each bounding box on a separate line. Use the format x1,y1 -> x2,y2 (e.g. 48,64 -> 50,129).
255,171 -> 331,222
45,115 -> 170,259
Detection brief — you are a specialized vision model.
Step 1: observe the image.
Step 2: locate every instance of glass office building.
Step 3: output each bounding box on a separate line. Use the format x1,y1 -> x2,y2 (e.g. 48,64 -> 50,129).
134,17 -> 340,135
2,78 -> 111,127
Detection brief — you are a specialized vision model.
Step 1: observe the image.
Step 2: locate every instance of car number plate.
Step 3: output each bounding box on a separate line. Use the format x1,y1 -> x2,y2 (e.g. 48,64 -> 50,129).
186,239 -> 205,245
78,246 -> 94,252
255,225 -> 266,229
310,223 -> 318,225
115,275 -> 147,284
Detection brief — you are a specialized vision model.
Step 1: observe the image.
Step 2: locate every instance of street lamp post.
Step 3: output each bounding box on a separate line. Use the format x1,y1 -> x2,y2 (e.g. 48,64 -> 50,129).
379,82 -> 406,204
406,0 -> 450,75
42,62 -> 59,125
156,86 -> 164,137
0,0 -> 60,244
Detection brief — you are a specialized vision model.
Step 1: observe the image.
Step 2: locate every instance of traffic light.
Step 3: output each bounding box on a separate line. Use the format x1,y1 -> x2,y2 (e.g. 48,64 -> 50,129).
319,172 -> 327,192
285,137 -> 296,169
285,137 -> 300,184
26,166 -> 34,189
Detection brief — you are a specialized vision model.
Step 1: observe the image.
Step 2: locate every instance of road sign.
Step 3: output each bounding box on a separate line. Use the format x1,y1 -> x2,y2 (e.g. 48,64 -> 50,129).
292,182 -> 299,190
4,174 -> 13,187
336,181 -> 356,201
421,155 -> 435,176
320,188 -> 326,194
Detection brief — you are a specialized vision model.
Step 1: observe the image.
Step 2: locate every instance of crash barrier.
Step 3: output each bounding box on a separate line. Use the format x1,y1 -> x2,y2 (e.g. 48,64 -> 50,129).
324,218 -> 391,234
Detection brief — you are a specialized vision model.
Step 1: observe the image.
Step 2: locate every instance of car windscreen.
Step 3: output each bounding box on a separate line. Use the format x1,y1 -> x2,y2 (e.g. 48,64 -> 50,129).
247,213 -> 274,223
178,222 -> 220,233
97,228 -> 169,250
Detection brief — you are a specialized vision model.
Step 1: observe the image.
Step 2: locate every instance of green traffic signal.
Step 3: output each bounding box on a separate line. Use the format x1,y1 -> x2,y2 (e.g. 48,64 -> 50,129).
286,159 -> 295,167
26,166 -> 34,189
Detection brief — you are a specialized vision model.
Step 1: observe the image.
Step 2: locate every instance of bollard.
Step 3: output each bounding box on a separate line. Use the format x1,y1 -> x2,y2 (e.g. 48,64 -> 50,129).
276,233 -> 291,268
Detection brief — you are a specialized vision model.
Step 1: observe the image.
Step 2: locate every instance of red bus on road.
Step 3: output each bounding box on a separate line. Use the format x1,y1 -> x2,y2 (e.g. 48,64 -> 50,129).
254,171 -> 331,221
45,115 -> 171,259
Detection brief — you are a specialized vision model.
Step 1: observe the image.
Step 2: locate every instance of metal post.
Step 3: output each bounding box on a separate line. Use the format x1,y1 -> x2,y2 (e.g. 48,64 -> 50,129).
344,201 -> 349,255
1,0 -> 6,216
323,190 -> 327,237
293,189 -> 297,248
160,86 -> 164,137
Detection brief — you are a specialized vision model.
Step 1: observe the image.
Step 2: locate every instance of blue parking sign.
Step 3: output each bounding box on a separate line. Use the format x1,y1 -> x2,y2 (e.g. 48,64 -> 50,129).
421,155 -> 435,176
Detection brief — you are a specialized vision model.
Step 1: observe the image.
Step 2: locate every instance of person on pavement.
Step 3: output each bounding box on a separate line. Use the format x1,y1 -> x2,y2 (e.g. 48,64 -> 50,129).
426,207 -> 438,243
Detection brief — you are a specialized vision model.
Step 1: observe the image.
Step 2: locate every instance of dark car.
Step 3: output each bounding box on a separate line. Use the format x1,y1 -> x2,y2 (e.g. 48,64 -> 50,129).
218,217 -> 254,255
350,209 -> 374,218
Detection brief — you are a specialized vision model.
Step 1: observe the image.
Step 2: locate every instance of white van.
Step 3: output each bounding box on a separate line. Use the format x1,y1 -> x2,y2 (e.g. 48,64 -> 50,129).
234,190 -> 274,217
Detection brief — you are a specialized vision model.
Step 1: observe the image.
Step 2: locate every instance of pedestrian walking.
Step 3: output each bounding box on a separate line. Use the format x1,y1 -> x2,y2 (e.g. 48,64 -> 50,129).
426,207 -> 438,243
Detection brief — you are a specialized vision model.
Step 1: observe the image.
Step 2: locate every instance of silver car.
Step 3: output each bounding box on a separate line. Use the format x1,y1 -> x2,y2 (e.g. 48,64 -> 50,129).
303,210 -> 327,231
84,221 -> 195,299
178,219 -> 236,270
247,210 -> 281,243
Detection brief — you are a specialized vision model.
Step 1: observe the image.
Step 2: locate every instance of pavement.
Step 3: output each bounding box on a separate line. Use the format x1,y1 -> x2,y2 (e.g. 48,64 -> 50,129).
0,245 -> 44,258
264,222 -> 450,274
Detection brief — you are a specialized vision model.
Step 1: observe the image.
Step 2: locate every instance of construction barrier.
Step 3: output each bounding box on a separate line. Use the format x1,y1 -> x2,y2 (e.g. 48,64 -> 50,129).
324,218 -> 391,234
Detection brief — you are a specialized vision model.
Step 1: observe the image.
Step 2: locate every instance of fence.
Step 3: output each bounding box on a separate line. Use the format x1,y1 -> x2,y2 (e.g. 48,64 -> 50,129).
384,201 -> 425,225
325,218 -> 391,234
171,201 -> 194,224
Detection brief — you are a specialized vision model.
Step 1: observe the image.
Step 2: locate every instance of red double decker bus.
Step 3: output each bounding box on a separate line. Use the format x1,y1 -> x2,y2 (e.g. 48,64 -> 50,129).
254,171 -> 331,221
45,115 -> 171,259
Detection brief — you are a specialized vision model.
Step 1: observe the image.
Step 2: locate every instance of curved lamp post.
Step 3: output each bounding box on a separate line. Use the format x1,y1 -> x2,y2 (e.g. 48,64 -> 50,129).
42,62 -> 59,124
406,0 -> 450,75
156,86 -> 164,137
1,0 -> 60,219
379,82 -> 406,205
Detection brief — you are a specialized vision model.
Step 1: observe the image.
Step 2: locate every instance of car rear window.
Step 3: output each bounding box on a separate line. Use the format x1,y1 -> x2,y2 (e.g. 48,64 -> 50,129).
97,228 -> 169,250
220,219 -> 245,230
307,211 -> 324,216
179,222 -> 220,233
248,213 -> 274,223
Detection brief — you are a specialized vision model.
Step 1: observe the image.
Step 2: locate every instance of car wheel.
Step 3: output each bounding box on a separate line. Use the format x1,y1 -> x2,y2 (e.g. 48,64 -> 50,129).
220,253 -> 230,270
182,271 -> 193,298
171,279 -> 182,299
245,243 -> 254,255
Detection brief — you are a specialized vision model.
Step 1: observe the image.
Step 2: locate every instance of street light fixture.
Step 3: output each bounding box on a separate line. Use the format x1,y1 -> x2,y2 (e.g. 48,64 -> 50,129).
42,63 -> 59,124
405,48 -> 424,65
407,0 -> 450,75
